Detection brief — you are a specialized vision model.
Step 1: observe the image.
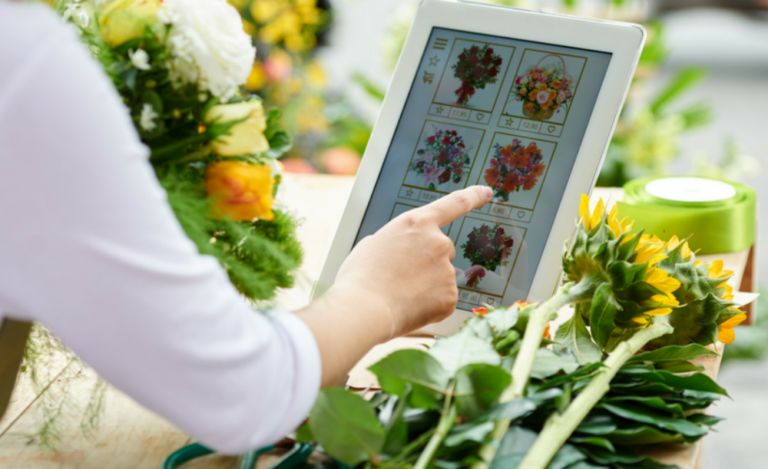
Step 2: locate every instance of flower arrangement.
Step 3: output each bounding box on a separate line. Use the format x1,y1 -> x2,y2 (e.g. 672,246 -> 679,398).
460,224 -> 514,287
452,44 -> 502,106
512,55 -> 574,121
409,128 -> 471,190
296,195 -> 740,469
26,0 -> 303,446
484,139 -> 546,201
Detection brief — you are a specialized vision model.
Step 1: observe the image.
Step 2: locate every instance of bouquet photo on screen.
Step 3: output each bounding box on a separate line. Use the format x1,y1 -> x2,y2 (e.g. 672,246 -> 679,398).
452,43 -> 502,106
484,139 -> 546,201
460,223 -> 514,288
512,54 -> 574,121
409,128 -> 471,190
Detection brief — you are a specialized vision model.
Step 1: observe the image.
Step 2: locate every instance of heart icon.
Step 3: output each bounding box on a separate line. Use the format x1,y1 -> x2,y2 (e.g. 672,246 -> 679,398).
477,113 -> 485,120
487,298 -> 495,305
518,211 -> 525,218
548,125 -> 556,133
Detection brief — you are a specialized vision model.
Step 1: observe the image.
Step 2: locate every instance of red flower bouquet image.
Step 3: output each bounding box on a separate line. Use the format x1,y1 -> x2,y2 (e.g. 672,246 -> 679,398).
452,44 -> 502,106
511,54 -> 574,121
460,223 -> 514,288
409,128 -> 471,190
483,139 -> 546,202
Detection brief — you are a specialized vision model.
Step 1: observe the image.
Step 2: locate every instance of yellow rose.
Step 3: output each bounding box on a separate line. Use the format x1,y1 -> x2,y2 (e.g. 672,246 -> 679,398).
206,101 -> 270,157
97,0 -> 161,47
205,161 -> 274,222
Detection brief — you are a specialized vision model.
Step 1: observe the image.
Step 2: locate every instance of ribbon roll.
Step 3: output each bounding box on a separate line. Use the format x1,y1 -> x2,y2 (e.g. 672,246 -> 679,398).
617,176 -> 756,255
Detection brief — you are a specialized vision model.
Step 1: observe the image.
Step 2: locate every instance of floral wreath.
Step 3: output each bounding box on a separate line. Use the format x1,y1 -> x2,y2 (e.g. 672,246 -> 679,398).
452,44 -> 502,106
511,54 -> 574,121
409,128 -> 471,190
460,223 -> 514,287
483,139 -> 546,201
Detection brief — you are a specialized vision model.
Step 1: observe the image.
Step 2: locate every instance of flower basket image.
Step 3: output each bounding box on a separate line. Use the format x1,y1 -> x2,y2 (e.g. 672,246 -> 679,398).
512,54 -> 574,121
409,128 -> 471,190
460,223 -> 514,287
452,44 -> 503,106
483,139 -> 546,201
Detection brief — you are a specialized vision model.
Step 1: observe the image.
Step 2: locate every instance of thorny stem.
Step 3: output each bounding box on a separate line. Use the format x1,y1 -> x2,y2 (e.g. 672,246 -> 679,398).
517,320 -> 673,469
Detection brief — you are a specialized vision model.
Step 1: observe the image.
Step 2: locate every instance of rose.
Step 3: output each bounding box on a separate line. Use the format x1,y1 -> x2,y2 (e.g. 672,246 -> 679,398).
205,161 -> 274,221
505,238 -> 514,248
442,136 -> 452,145
468,56 -> 479,67
427,136 -> 435,144
474,66 -> 485,79
495,58 -> 502,66
479,225 -> 490,235
477,235 -> 490,248
536,91 -> 550,104
483,246 -> 496,260
466,244 -> 476,255
489,68 -> 498,78
497,227 -> 505,235
486,47 -> 494,55
470,46 -> 479,55
468,231 -> 477,241
492,235 -> 502,247
459,52 -> 467,61
457,65 -> 466,76
206,100 -> 269,157
484,55 -> 493,65
158,0 -> 256,101
97,0 -> 161,47
558,91 -> 566,103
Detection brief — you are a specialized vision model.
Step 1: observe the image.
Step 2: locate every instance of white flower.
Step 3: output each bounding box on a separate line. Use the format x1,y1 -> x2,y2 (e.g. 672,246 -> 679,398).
139,103 -> 159,131
128,49 -> 151,71
63,3 -> 90,28
158,0 -> 255,102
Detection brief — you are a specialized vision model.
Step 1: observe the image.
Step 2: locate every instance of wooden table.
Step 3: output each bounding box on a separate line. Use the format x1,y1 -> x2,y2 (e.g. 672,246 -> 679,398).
0,175 -> 747,468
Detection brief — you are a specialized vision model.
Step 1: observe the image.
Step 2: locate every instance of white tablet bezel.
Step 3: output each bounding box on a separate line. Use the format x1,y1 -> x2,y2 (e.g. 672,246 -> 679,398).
312,0 -> 645,335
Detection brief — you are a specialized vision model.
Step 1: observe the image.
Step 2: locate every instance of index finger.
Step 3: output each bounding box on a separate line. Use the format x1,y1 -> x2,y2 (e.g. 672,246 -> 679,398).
420,186 -> 493,227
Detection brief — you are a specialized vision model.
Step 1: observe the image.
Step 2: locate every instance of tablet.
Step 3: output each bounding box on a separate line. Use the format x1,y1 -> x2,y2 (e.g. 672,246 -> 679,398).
313,0 -> 645,335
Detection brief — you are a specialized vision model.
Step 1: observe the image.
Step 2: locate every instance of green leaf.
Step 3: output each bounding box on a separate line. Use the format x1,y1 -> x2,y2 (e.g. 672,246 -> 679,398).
429,327 -> 501,377
598,402 -> 708,438
295,422 -> 313,442
485,306 -> 519,334
481,399 -> 537,422
627,344 -> 718,364
536,363 -> 603,393
605,425 -> 683,446
368,349 -> 449,409
444,421 -> 494,447
570,436 -> 616,453
687,413 -> 724,427
549,443 -> 587,469
454,364 -> 511,419
555,313 -> 602,365
465,316 -> 494,342
617,368 -> 729,396
579,446 -> 644,465
489,426 -> 537,469
602,396 -> 686,418
590,283 -> 622,349
575,413 -> 618,435
655,361 -> 705,373
530,348 -> 579,379
308,388 -> 385,466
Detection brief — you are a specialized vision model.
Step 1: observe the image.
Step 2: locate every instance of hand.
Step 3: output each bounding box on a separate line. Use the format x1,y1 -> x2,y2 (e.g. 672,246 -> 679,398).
333,186 -> 493,338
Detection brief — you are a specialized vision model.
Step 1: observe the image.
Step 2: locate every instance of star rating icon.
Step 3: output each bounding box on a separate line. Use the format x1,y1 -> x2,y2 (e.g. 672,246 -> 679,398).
505,118 -> 514,126
406,188 -> 414,197
428,55 -> 441,67
436,106 -> 445,115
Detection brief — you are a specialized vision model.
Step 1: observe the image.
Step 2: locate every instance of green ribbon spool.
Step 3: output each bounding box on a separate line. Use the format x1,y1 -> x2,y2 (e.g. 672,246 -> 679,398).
617,176 -> 756,255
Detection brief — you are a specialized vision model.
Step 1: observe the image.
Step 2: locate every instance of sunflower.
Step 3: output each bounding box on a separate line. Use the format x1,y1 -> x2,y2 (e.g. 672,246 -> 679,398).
719,312 -> 747,343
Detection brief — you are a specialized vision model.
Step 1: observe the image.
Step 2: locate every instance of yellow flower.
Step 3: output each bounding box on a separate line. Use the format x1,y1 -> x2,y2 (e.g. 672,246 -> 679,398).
708,260 -> 734,288
607,205 -> 634,242
644,267 -> 681,301
718,312 -> 746,344
242,19 -> 258,37
206,101 -> 270,157
206,161 -> 274,222
245,61 -> 266,91
97,0 -> 160,47
665,235 -> 692,260
306,61 -> 328,89
634,234 -> 667,266
578,194 -> 605,231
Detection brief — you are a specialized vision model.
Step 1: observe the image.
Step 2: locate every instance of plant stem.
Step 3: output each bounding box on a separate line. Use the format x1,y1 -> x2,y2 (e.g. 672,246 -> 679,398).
517,320 -> 673,469
473,279 -> 596,469
414,382 -> 458,469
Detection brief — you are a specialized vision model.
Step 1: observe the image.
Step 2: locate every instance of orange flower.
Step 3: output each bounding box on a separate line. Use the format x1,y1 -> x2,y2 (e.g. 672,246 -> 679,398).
206,161 -> 274,222
550,80 -> 562,89
485,168 -> 501,186
523,103 -> 534,112
531,163 -> 545,178
522,175 -> 537,191
518,88 -> 528,96
719,312 -> 747,344
472,307 -> 489,317
543,322 -> 551,340
502,172 -> 521,193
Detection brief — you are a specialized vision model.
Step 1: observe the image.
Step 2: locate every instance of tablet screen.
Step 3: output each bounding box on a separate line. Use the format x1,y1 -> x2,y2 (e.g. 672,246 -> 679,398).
355,27 -> 612,311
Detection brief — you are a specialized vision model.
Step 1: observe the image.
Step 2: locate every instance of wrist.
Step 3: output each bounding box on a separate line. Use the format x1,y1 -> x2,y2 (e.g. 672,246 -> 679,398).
325,280 -> 399,343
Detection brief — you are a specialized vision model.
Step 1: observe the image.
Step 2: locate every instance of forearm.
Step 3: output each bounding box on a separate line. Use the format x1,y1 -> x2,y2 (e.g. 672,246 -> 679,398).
296,283 -> 396,388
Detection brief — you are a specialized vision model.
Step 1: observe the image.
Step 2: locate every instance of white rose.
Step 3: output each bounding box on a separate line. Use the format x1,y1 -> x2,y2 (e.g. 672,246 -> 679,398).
158,0 -> 255,102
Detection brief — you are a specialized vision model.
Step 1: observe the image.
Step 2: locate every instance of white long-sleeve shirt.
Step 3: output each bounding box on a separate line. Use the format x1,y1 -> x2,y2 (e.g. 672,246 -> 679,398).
0,1 -> 320,454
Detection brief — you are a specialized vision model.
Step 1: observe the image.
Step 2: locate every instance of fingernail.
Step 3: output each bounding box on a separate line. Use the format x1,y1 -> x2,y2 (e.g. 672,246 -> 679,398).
482,186 -> 492,199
